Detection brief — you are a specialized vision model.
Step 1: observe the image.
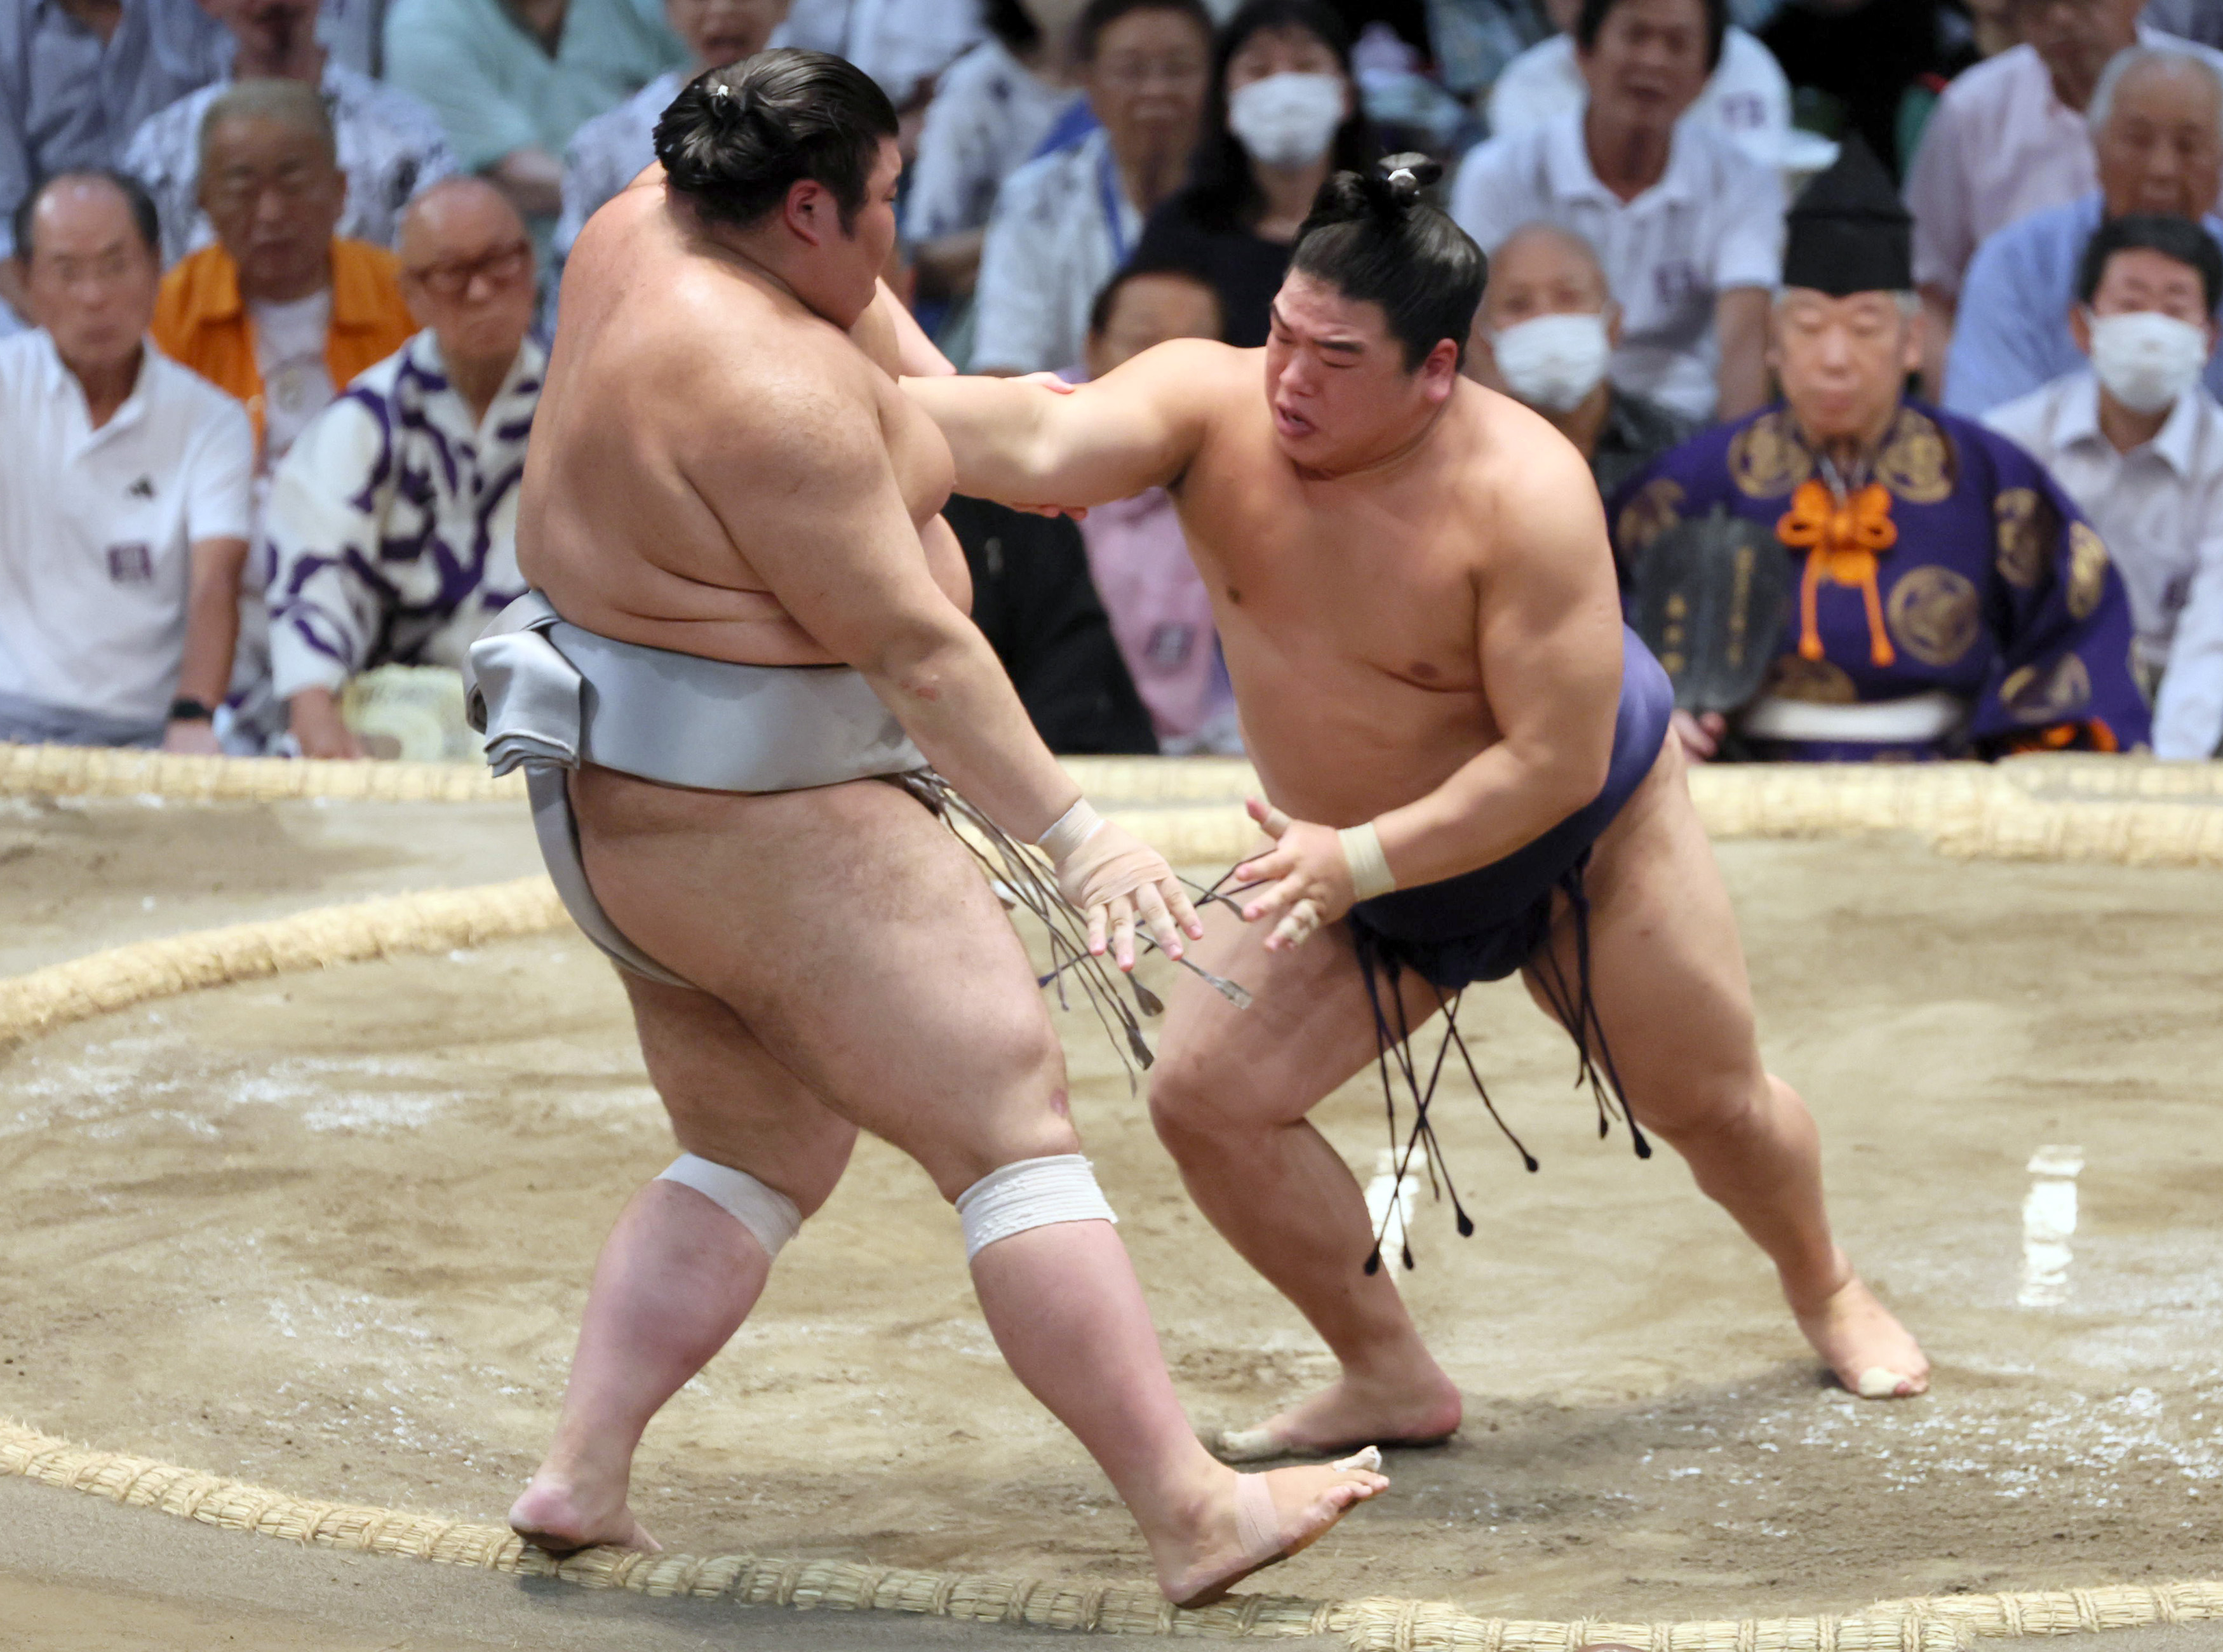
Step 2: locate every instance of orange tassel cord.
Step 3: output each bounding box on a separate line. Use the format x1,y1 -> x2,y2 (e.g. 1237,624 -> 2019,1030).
1775,479 -> 1898,666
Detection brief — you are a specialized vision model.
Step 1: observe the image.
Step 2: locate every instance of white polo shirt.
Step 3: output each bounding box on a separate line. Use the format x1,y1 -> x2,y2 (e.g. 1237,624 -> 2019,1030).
1449,109 -> 1783,419
1985,368 -> 2223,759
0,330 -> 253,724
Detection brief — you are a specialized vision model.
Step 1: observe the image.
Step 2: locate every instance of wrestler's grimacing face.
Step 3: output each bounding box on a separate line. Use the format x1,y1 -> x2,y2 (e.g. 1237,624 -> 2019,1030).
1265,271 -> 1445,467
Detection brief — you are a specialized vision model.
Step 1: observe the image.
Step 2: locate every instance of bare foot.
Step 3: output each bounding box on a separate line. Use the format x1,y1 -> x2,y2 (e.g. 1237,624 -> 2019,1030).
1210,1366 -> 1461,1462
508,1471 -> 662,1557
1790,1256 -> 1929,1399
1159,1450 -> 1390,1607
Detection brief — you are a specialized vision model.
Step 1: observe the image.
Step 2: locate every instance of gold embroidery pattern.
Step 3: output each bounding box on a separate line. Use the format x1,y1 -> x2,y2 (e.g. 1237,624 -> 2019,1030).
2067,521 -> 2109,620
1876,407 -> 1954,504
1885,565 -> 1982,668
1616,478 -> 1685,558
1760,655 -> 1859,704
2000,655 -> 2093,725
1992,488 -> 2052,589
1728,410 -> 1812,499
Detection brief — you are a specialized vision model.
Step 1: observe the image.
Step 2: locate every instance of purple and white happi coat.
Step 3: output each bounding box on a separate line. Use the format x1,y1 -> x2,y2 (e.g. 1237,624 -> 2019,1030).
264,330 -> 541,702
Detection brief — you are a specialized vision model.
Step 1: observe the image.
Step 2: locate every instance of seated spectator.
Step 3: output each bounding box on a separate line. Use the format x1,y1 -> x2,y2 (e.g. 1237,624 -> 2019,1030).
383,0 -> 686,245
0,0 -> 229,320
1985,213 -> 2223,757
152,81 -> 417,466
1426,0 -> 1554,105
972,0 -> 1212,373
1944,44 -> 2223,414
0,173 -> 252,751
1449,0 -> 1781,421
152,79 -> 418,748
1487,0 -> 1791,169
123,0 -> 458,265
1611,138 -> 2149,761
1905,0 -> 2223,362
267,178 -> 539,758
775,0 -> 986,110
1129,0 -> 1374,349
1759,0 -> 1975,184
941,496 -> 1159,752
1077,261 -> 1241,751
905,0 -> 1087,306
1470,220 -> 1694,496
557,0 -> 793,265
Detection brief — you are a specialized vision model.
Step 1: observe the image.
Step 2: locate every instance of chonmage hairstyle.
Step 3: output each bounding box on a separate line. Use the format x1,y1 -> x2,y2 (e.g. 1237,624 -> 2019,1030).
654,50 -> 898,234
2077,212 -> 2223,315
1289,154 -> 1486,369
1575,0 -> 1726,74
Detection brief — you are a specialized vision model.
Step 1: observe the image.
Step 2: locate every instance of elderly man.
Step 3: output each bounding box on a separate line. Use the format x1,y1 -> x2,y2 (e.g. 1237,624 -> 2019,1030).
1470,220 -> 1694,499
1449,0 -> 1780,423
0,0 -> 229,321
556,0 -> 791,265
1905,0 -> 2223,366
265,178 -> 539,759
1944,44 -> 2223,415
971,0 -> 1214,373
152,77 -> 417,748
1986,214 -> 2223,759
0,173 -> 252,751
1612,138 -> 2150,761
122,0 -> 458,265
383,0 -> 685,244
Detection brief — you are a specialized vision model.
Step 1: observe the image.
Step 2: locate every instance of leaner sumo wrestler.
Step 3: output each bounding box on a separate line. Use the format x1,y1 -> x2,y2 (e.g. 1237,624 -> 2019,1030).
901,155 -> 1931,1467
464,50 -> 1386,1608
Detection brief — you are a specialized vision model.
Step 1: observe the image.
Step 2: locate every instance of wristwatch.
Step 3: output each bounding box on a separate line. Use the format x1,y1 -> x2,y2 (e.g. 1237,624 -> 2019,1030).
168,697 -> 215,723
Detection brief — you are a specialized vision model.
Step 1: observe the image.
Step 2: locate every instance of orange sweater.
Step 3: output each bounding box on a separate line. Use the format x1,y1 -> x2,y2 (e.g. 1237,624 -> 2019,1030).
151,239 -> 418,453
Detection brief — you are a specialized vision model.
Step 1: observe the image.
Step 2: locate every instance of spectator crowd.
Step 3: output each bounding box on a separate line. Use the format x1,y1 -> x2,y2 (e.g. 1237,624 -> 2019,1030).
3,0 -> 2220,761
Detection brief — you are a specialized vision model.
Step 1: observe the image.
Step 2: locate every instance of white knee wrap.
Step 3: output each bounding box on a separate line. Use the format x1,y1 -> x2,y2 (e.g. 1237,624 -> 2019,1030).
955,1153 -> 1118,1261
657,1153 -> 803,1259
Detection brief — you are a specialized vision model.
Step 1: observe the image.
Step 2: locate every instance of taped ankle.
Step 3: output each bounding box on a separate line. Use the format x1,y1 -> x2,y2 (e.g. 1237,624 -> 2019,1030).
656,1153 -> 802,1258
955,1153 -> 1117,1261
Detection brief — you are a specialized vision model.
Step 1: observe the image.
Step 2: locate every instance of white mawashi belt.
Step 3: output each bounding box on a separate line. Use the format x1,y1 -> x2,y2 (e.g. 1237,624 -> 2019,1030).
1740,691 -> 1966,744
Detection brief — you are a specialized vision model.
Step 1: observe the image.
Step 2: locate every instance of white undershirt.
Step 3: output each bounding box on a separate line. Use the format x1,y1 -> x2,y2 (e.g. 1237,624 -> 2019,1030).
250,290 -> 336,468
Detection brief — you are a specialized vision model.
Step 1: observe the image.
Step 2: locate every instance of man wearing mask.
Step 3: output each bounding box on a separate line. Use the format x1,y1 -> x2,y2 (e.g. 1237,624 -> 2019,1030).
1986,214 -> 2223,759
1611,139 -> 2149,762
1944,45 -> 2223,415
122,0 -> 457,265
972,0 -> 1212,373
1470,219 -> 1693,498
1449,0 -> 1780,422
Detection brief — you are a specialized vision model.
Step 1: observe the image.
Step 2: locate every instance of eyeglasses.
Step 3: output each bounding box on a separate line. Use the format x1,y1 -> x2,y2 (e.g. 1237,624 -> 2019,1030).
1093,51 -> 1209,90
405,239 -> 533,297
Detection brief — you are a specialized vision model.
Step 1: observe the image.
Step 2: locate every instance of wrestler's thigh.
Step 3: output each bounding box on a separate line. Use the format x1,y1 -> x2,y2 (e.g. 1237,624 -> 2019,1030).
619,969 -> 858,1217
1526,739 -> 1767,1132
572,770 -> 1072,1195
1153,893 -> 1442,1131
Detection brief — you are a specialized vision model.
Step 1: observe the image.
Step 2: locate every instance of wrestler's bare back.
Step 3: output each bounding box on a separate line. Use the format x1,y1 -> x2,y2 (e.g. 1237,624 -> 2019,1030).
1135,344 -> 1622,831
519,177 -> 970,665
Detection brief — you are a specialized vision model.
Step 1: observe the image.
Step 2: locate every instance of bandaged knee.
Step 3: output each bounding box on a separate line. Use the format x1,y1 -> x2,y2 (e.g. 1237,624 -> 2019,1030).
656,1153 -> 802,1259
955,1153 -> 1118,1261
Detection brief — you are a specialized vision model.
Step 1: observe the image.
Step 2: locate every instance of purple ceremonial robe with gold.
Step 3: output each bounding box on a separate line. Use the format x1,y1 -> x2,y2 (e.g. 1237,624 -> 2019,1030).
1609,399 -> 2151,759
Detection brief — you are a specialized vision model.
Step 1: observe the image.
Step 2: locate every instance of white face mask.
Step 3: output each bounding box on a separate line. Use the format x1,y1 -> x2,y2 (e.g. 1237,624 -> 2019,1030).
2087,309 -> 2210,415
1226,72 -> 1347,170
1492,311 -> 1613,412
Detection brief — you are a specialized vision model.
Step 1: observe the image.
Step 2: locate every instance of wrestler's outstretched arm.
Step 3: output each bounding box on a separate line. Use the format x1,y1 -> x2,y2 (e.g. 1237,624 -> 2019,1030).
692,357 -> 1199,967
901,337 -> 1228,509
1237,434 -> 1629,948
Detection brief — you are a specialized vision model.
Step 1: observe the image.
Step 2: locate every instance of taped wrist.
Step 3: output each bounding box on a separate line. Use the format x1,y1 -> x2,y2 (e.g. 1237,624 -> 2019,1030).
657,1153 -> 803,1258
1338,821 -> 1396,901
955,1153 -> 1117,1261
1036,798 -> 1106,867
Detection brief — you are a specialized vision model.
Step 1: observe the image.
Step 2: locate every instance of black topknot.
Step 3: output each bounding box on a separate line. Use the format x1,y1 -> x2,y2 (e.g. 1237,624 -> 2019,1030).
1289,153 -> 1482,369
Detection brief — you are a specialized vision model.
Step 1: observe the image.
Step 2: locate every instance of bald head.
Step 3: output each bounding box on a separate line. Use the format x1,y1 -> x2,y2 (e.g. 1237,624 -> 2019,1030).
2092,46 -> 2223,222
1481,221 -> 1613,332
399,175 -> 528,265
396,176 -> 537,375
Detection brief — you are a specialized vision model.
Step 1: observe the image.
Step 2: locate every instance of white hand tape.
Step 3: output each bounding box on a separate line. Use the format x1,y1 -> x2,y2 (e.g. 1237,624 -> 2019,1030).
1338,821 -> 1396,901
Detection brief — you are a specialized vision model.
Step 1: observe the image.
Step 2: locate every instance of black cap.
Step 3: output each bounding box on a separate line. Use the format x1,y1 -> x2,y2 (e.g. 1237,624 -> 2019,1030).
1781,134 -> 1912,297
